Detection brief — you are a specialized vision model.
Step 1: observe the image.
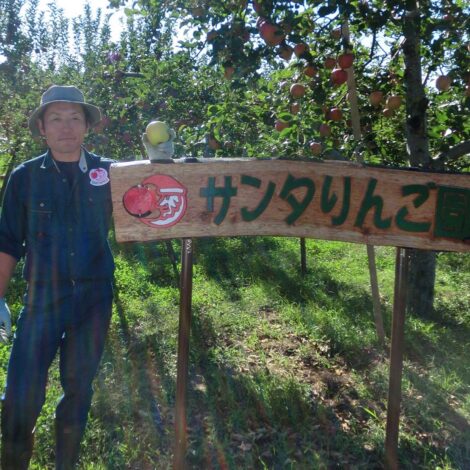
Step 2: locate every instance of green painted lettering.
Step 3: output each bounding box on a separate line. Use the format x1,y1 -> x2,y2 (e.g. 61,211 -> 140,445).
279,174 -> 315,225
355,178 -> 392,229
321,175 -> 351,226
240,175 -> 276,222
200,176 -> 238,225
395,184 -> 431,232
434,186 -> 470,240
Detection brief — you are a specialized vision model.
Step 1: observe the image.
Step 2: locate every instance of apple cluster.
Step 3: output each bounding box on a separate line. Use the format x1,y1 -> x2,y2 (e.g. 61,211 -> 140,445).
210,1 -> 468,160
271,36 -> 358,155
368,92 -> 403,119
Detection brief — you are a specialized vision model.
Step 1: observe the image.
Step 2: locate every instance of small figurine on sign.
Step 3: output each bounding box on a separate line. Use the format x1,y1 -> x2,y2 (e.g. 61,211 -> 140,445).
142,120 -> 176,162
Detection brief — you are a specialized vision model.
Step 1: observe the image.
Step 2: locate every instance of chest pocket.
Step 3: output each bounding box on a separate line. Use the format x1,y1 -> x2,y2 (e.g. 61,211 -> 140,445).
26,198 -> 55,242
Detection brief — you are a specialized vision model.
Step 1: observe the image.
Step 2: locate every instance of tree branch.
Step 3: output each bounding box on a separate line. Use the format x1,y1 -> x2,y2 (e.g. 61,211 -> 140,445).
433,140 -> 470,168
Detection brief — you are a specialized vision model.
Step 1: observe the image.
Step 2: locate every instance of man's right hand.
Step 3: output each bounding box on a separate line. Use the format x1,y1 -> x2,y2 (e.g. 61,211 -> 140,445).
0,298 -> 12,343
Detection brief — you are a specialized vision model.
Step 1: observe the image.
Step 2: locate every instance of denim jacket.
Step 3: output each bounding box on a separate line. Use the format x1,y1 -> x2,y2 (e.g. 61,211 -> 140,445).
0,149 -> 115,282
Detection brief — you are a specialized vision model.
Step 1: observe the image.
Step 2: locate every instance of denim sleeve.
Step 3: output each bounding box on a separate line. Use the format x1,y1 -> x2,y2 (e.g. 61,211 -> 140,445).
0,169 -> 26,260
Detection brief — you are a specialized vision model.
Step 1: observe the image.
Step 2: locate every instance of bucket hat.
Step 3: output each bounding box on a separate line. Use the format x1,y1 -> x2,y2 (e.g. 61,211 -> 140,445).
28,85 -> 102,137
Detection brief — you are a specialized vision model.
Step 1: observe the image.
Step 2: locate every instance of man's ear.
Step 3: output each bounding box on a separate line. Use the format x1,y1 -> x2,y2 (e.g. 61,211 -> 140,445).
37,118 -> 46,136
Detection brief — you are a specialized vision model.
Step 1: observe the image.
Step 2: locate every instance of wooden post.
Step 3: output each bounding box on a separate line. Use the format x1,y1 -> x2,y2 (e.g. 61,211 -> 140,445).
300,237 -> 307,275
173,238 -> 194,470
385,247 -> 410,469
342,19 -> 386,345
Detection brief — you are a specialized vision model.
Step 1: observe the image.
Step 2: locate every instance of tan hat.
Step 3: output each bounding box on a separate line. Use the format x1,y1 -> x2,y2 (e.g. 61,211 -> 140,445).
28,85 -> 102,137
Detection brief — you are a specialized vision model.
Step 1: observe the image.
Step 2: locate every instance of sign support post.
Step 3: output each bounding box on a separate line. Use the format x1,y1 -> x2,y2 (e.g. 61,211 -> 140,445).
173,238 -> 194,470
385,247 -> 410,469
300,237 -> 307,275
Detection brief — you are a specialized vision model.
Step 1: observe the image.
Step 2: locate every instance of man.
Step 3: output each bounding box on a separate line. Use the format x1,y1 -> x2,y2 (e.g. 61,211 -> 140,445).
0,85 -> 115,469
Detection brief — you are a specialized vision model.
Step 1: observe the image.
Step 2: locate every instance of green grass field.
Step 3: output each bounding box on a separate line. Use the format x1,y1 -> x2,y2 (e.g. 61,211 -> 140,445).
1,236 -> 469,469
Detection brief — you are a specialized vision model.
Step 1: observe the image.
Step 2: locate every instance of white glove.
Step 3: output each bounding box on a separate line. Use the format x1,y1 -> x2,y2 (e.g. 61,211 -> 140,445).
142,129 -> 176,162
0,298 -> 12,343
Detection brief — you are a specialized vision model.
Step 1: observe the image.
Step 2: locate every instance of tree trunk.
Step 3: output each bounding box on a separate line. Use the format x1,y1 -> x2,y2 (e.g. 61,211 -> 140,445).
407,250 -> 436,318
402,2 -> 436,317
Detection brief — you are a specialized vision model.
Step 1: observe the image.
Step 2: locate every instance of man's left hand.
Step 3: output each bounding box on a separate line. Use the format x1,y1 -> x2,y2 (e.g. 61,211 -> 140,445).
142,129 -> 176,161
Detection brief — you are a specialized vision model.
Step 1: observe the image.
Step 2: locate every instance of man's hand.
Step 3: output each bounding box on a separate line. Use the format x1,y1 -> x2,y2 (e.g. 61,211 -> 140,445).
142,128 -> 176,161
0,298 -> 12,343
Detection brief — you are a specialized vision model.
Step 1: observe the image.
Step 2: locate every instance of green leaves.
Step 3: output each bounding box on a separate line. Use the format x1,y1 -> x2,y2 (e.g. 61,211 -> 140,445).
1,0 -> 469,169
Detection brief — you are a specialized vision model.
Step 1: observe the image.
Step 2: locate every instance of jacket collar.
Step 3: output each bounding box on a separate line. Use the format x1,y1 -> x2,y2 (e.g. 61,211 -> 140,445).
40,147 -> 89,173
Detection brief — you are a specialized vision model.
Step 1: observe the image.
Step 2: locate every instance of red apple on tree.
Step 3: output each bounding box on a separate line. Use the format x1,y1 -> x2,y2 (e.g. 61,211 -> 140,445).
303,64 -> 317,78
309,141 -> 322,155
330,68 -> 348,85
278,45 -> 293,61
258,22 -> 285,47
386,95 -> 402,110
369,91 -> 384,107
208,135 -> 221,150
324,57 -> 337,69
290,83 -> 306,99
382,108 -> 395,118
224,66 -> 235,80
275,120 -> 290,132
435,75 -> 451,91
337,53 -> 354,69
319,123 -> 332,137
294,43 -> 308,58
327,107 -> 343,121
290,102 -> 300,114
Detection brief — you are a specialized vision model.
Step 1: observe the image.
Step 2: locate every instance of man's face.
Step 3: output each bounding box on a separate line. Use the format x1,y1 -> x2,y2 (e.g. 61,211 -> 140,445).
38,102 -> 88,158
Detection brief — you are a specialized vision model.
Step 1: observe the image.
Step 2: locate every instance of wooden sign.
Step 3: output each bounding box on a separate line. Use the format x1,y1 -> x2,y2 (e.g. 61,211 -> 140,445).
110,159 -> 470,252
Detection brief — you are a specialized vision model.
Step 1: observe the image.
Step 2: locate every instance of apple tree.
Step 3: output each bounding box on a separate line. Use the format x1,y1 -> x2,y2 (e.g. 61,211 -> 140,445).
0,0 -> 49,199
107,0 -> 470,318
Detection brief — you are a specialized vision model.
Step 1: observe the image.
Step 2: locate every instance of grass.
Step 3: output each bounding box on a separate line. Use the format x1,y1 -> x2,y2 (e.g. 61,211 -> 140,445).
1,236 -> 469,468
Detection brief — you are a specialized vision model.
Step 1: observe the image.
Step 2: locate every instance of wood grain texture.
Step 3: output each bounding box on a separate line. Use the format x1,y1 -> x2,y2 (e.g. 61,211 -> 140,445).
110,159 -> 470,252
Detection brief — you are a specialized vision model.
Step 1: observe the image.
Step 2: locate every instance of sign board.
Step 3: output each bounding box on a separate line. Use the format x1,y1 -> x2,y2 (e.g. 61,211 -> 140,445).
110,159 -> 470,252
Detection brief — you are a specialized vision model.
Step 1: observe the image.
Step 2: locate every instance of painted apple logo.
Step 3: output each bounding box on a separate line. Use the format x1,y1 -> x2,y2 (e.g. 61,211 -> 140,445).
122,174 -> 187,228
122,184 -> 159,218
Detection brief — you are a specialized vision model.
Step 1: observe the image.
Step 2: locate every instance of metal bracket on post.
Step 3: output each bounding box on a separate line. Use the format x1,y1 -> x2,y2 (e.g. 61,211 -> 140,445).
385,247 -> 410,469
